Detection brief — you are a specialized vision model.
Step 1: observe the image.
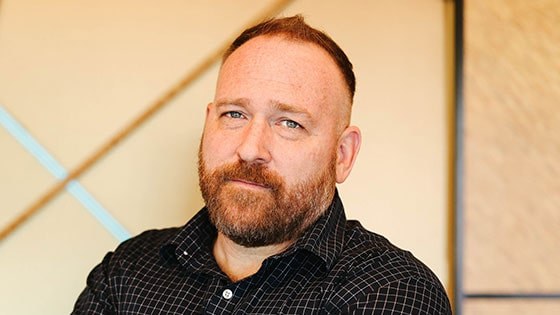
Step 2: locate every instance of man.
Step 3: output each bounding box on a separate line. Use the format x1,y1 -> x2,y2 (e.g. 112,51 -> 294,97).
73,15 -> 451,314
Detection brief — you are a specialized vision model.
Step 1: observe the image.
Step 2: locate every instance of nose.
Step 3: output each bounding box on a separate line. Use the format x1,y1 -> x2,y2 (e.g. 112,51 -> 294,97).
236,120 -> 272,164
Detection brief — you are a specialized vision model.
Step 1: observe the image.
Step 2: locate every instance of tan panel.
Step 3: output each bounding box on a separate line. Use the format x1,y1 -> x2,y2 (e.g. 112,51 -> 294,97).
0,192 -> 117,314
79,64 -> 219,234
464,0 -> 560,291
0,125 -> 56,227
464,300 -> 560,315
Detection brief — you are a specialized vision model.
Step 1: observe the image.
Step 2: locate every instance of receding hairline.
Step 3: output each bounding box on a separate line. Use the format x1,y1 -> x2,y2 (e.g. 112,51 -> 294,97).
221,15 -> 356,104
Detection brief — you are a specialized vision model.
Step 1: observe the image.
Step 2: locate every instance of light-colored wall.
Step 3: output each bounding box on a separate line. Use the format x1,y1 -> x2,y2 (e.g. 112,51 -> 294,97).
0,1 -> 453,313
463,0 -> 560,313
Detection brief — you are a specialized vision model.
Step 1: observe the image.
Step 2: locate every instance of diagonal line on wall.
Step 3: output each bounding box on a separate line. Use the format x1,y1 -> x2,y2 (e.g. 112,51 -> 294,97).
0,105 -> 131,241
0,0 -> 295,243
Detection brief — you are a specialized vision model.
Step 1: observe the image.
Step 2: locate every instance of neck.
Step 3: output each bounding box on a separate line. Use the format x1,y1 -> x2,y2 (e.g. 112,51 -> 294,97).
212,233 -> 293,282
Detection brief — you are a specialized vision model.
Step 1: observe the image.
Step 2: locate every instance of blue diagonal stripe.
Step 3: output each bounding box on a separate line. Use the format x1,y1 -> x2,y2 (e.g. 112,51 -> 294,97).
0,105 -> 130,241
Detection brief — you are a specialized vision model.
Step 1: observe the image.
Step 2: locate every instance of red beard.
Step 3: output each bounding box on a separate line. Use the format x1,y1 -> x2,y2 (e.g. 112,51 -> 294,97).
198,150 -> 336,247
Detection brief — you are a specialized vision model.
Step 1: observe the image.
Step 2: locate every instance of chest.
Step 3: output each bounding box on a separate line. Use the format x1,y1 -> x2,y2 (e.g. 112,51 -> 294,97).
113,256 -> 343,314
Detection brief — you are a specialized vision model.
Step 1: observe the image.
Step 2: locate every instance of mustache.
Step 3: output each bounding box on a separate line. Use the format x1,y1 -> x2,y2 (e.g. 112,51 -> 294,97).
213,161 -> 283,191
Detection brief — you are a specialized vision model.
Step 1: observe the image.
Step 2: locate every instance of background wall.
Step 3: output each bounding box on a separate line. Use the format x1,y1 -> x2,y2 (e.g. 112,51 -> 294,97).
0,1 -> 453,313
462,0 -> 560,314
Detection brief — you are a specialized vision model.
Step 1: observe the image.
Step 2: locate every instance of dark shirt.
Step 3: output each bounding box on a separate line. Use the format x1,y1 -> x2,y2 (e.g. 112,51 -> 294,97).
73,192 -> 452,314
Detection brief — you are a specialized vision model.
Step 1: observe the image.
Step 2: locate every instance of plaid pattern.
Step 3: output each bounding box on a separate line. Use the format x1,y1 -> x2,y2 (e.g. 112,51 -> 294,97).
73,191 -> 451,314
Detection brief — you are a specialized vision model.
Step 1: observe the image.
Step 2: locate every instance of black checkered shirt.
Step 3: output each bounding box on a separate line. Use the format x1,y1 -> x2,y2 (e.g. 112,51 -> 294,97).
73,191 -> 452,314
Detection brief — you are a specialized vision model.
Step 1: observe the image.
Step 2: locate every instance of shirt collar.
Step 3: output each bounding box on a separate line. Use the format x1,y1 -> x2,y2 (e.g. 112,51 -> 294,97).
160,189 -> 347,273
281,189 -> 346,271
160,208 -> 221,276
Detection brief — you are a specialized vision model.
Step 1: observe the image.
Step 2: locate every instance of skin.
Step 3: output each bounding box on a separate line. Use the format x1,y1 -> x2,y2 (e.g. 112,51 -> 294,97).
200,35 -> 361,281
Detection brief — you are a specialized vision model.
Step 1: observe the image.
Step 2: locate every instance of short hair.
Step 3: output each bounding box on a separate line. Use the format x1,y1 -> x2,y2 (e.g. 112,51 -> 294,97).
223,15 -> 356,102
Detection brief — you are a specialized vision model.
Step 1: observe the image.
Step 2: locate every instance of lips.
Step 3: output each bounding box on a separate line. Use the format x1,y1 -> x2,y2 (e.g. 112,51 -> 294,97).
212,161 -> 282,192
229,178 -> 269,189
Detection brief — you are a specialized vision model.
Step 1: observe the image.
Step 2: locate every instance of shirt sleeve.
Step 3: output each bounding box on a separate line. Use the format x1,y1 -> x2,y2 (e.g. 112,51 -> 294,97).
71,252 -> 117,315
347,277 -> 452,315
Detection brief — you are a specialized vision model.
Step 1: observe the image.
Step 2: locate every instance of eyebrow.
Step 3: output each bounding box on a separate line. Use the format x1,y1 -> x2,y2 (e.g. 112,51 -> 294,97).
214,98 -> 250,109
214,98 -> 312,120
271,101 -> 312,119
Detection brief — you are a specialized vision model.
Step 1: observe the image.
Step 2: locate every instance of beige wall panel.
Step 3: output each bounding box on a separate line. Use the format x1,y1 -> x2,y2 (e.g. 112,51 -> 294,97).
79,64 -> 218,234
0,0 -> 275,169
284,0 -> 451,285
0,192 -> 118,314
464,0 -> 560,292
464,300 -> 560,315
0,127 -> 56,227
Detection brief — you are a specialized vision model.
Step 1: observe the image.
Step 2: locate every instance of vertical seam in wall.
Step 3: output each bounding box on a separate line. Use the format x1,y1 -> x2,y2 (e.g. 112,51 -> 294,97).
443,0 -> 458,309
453,0 -> 465,314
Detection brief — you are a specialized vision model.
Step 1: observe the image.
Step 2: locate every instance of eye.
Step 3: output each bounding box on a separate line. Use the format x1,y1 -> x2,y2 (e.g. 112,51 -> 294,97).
280,119 -> 302,129
223,111 -> 244,119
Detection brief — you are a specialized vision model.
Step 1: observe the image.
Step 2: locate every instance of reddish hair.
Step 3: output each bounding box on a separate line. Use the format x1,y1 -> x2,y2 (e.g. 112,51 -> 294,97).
223,15 -> 356,102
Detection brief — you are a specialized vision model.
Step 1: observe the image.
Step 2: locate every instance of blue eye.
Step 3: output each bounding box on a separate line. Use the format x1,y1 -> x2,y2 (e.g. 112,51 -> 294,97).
282,120 -> 301,129
225,111 -> 243,119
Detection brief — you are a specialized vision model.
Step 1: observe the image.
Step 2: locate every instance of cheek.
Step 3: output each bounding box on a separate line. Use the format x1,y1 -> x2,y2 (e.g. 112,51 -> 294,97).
273,144 -> 333,182
201,129 -> 238,169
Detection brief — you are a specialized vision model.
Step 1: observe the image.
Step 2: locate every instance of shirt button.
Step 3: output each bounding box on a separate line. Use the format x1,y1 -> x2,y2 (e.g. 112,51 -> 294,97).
222,289 -> 233,300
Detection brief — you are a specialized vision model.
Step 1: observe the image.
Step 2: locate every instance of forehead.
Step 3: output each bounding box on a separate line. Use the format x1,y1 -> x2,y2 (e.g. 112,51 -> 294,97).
215,35 -> 349,114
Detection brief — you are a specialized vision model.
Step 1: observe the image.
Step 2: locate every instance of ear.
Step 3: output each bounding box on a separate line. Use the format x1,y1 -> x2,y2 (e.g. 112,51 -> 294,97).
335,126 -> 361,183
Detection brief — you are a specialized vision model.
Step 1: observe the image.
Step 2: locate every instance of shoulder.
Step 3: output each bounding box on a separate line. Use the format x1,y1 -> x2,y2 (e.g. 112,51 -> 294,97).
73,227 -> 181,313
338,220 -> 441,283
103,227 -> 180,273
325,220 -> 451,313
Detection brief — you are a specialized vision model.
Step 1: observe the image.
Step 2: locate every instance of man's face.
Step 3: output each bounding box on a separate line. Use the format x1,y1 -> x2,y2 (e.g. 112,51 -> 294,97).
198,35 -> 350,247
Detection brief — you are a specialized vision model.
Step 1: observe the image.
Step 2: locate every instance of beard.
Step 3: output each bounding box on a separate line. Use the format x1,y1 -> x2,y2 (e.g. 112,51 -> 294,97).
198,146 -> 337,248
